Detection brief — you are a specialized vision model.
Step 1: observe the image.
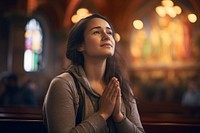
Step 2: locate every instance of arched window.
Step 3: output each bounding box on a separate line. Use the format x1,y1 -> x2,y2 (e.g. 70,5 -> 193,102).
24,18 -> 43,72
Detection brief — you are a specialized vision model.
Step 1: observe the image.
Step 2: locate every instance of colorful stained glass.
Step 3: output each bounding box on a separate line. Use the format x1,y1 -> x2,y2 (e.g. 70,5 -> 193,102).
24,19 -> 43,72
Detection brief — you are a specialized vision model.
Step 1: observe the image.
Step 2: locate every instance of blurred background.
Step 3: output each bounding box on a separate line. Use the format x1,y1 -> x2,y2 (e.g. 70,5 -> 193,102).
0,0 -> 200,132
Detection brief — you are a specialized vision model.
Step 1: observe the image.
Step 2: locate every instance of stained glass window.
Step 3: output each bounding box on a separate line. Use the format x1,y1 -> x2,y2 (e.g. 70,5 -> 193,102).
130,10 -> 199,68
24,18 -> 43,72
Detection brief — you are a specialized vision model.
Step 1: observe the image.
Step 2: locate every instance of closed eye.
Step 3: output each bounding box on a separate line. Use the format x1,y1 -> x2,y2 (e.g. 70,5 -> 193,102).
93,31 -> 100,34
107,31 -> 113,35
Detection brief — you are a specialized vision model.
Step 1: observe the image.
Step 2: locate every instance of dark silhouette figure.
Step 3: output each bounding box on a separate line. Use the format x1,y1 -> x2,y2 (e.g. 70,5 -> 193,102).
0,73 -> 37,107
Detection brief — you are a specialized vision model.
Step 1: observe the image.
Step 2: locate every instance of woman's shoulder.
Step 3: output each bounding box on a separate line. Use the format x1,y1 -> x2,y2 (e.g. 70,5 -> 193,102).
49,72 -> 75,91
52,72 -> 72,82
44,72 -> 79,110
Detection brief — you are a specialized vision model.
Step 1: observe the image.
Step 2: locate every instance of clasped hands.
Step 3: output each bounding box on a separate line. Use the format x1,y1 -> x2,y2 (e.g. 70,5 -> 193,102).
98,77 -> 124,122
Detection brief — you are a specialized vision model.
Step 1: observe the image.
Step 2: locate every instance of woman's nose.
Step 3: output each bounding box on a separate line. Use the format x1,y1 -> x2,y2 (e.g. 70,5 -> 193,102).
102,32 -> 110,41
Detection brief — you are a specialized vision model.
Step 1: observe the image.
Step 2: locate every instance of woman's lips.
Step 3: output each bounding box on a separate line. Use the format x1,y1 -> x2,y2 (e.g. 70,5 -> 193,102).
100,43 -> 113,47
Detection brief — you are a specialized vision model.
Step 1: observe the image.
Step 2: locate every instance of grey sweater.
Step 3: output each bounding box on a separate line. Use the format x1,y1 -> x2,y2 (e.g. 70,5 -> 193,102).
43,65 -> 145,133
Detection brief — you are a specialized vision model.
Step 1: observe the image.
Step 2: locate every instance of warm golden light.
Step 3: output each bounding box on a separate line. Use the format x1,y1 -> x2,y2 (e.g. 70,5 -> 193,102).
77,8 -> 89,16
114,33 -> 121,42
165,6 -> 176,18
174,6 -> 182,14
71,8 -> 92,23
188,14 -> 197,23
71,15 -> 79,23
155,0 -> 182,18
161,0 -> 174,7
133,20 -> 143,30
155,6 -> 166,17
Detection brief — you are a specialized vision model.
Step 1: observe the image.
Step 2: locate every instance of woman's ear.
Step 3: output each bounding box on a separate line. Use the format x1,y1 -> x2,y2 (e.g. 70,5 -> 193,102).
78,45 -> 85,52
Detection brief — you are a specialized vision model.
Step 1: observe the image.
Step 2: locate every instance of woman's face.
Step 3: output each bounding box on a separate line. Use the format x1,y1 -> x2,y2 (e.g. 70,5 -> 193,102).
79,18 -> 115,59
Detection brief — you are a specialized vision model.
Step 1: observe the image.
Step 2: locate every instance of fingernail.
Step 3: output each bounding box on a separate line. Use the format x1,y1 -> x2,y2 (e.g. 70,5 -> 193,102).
112,77 -> 117,81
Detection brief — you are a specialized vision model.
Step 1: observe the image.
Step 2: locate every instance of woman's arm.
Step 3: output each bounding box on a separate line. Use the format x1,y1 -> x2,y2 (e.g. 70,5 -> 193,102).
114,100 -> 145,133
112,87 -> 145,133
43,75 -> 107,133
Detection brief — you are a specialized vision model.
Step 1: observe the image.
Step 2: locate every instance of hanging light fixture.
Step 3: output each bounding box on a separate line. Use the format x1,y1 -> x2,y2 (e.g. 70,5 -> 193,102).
155,0 -> 182,18
71,8 -> 92,23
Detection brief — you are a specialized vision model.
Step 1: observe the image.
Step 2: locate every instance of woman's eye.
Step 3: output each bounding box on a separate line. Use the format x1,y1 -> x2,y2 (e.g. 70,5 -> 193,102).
107,31 -> 113,35
93,31 -> 100,34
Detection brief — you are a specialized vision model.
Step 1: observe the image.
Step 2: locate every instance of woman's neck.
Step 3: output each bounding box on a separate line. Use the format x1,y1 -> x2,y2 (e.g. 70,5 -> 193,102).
83,58 -> 106,95
83,58 -> 106,82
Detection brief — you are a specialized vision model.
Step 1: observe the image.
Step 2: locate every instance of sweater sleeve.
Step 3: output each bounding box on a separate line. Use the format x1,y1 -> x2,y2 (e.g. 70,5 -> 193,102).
114,98 -> 145,133
43,75 -> 107,133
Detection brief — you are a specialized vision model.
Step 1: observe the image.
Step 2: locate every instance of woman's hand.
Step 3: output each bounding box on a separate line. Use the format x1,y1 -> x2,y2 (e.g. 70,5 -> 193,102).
112,84 -> 124,122
98,77 -> 119,120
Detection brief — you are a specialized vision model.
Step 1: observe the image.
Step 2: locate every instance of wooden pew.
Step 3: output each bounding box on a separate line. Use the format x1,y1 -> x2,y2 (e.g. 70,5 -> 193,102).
0,103 -> 199,133
143,122 -> 200,133
138,102 -> 200,133
0,106 -> 46,133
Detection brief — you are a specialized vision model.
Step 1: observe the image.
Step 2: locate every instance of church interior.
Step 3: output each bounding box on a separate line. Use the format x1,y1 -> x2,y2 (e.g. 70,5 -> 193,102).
0,0 -> 200,132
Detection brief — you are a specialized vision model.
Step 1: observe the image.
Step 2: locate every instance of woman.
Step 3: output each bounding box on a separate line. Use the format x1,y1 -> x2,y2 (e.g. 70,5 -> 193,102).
43,13 -> 145,133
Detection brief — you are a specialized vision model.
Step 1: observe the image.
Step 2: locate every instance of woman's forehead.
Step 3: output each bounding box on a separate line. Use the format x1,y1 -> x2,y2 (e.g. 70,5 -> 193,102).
86,18 -> 111,30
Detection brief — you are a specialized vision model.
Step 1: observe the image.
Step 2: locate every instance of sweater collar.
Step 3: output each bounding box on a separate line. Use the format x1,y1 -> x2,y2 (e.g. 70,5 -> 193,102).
68,65 -> 100,97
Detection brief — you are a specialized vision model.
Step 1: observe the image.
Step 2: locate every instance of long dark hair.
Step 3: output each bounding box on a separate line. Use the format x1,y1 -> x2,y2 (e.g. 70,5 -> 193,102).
66,13 -> 134,110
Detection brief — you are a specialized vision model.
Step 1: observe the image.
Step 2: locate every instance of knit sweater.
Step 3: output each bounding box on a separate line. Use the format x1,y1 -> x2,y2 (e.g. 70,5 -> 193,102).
43,65 -> 145,133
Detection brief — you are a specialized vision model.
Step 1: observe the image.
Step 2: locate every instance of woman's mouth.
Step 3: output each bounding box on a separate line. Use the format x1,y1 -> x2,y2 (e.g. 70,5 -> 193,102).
100,43 -> 113,47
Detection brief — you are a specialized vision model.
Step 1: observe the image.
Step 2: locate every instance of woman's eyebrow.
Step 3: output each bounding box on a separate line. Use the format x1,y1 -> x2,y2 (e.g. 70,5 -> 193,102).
89,26 -> 112,31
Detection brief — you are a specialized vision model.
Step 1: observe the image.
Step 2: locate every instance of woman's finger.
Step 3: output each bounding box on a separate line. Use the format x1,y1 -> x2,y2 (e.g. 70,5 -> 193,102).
103,77 -> 117,97
111,81 -> 119,100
